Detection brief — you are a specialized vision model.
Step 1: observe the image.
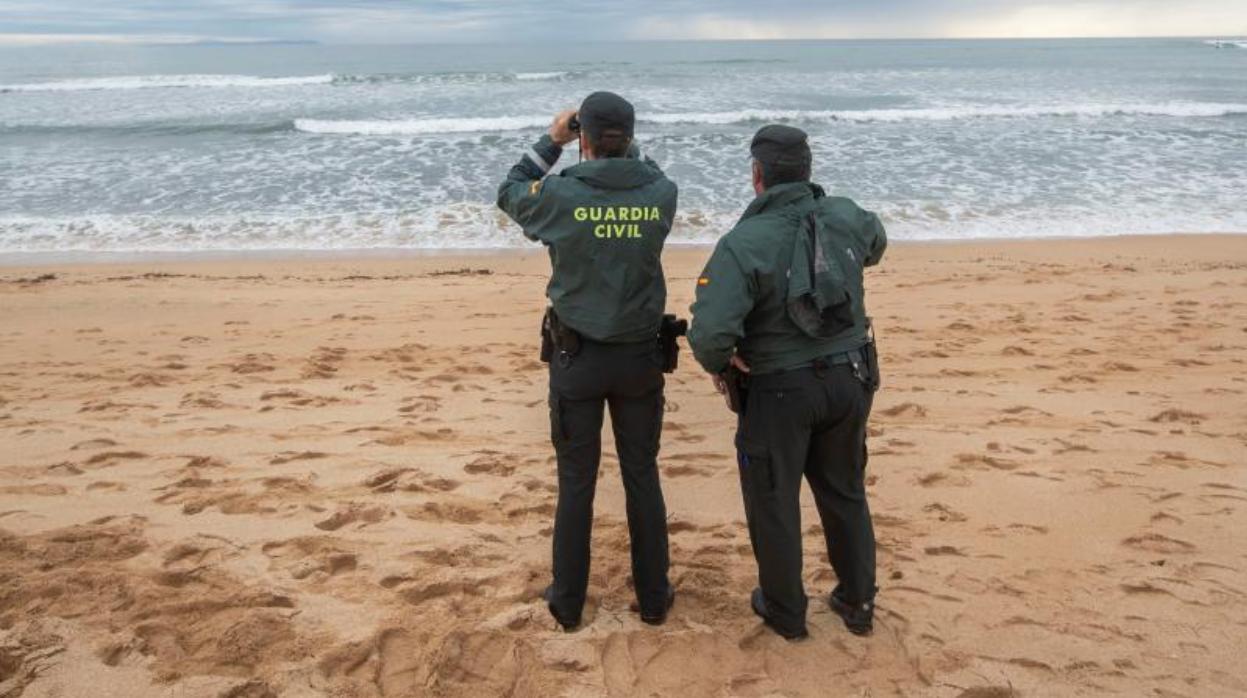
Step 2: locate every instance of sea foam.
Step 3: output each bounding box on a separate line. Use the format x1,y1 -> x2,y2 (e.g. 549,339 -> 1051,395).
293,102 -> 1247,136
514,71 -> 568,81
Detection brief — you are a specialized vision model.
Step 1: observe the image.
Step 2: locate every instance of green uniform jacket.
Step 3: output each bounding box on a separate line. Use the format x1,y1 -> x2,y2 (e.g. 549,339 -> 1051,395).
688,181 -> 887,375
497,134 -> 678,343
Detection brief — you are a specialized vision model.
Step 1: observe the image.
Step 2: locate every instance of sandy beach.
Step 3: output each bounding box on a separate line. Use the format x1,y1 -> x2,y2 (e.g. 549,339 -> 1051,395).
1,235 -> 1245,697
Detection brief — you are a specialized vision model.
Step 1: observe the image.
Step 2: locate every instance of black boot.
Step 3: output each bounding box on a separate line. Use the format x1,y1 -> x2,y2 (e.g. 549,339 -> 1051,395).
630,586 -> 675,626
543,585 -> 579,631
750,588 -> 808,640
828,589 -> 873,636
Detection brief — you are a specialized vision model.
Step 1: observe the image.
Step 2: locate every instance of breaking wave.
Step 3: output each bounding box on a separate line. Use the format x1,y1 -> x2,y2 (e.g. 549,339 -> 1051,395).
293,102 -> 1247,135
1204,39 -> 1247,49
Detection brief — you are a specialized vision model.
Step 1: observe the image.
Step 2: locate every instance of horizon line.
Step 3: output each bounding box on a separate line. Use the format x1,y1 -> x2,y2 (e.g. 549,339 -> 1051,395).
1,33 -> 1244,48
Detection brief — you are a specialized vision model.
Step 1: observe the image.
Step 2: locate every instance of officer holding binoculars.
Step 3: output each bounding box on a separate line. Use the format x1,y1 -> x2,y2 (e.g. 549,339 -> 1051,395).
497,92 -> 679,631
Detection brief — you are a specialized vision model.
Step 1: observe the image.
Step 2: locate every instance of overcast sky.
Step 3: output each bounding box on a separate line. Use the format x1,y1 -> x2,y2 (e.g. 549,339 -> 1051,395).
1,0 -> 1244,45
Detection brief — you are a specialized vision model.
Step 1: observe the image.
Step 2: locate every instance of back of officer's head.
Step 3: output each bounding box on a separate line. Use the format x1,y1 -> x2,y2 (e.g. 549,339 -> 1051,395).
579,91 -> 634,159
750,124 -> 812,190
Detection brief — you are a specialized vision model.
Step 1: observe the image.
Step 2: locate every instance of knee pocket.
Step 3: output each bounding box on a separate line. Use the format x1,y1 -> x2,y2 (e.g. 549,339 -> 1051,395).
740,451 -> 777,496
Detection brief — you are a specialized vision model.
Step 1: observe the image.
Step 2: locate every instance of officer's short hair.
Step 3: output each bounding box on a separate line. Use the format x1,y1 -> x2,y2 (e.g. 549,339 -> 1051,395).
755,158 -> 811,188
588,129 -> 631,158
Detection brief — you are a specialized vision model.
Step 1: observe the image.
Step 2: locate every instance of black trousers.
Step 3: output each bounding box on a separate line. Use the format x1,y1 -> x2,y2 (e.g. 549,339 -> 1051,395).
736,361 -> 876,636
547,339 -> 671,623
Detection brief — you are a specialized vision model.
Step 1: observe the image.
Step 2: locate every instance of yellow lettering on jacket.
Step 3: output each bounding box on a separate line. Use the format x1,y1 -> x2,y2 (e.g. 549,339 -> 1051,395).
578,207 -> 656,239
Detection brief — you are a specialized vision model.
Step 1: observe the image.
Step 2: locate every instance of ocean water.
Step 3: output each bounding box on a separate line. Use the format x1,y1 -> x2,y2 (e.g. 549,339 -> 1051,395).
1,38 -> 1245,253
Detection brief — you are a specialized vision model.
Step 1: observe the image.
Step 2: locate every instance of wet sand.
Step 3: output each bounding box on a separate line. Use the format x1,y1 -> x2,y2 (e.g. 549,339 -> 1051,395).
1,235 -> 1245,697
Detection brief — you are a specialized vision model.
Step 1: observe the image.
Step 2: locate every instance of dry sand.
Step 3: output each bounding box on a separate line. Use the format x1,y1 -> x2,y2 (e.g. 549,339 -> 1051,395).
1,235 -> 1245,697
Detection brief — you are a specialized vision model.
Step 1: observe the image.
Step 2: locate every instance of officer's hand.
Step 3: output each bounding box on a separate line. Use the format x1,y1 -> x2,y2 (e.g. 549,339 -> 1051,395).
710,355 -> 750,394
549,109 -> 578,146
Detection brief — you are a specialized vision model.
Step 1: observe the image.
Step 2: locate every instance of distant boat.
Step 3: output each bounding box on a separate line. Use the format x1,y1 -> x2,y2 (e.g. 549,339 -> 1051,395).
1204,39 -> 1247,49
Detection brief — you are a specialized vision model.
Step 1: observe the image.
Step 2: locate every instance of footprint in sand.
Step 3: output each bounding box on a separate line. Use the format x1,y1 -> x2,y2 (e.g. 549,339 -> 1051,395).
952,453 -> 1019,471
1121,532 -> 1197,554
83,450 -> 149,468
878,401 -> 928,418
1149,409 -> 1206,425
263,536 -> 359,581
397,394 -> 441,414
0,483 -> 68,496
464,452 -> 516,477
180,391 -> 229,409
404,500 -> 490,525
314,503 -> 391,531
226,353 -> 277,374
128,372 -> 175,387
922,502 -> 968,522
363,467 -> 461,494
78,399 -> 156,413
259,389 -> 343,409
269,450 -> 328,465
665,463 -> 712,477
69,438 -> 119,451
303,346 -> 347,379
366,428 -> 457,447
915,471 -> 970,488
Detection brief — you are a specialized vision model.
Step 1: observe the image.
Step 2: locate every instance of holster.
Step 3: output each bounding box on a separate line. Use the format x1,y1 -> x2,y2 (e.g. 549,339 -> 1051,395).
540,311 -> 554,363
657,314 -> 688,374
540,308 -> 581,364
721,363 -> 750,414
862,318 -> 881,392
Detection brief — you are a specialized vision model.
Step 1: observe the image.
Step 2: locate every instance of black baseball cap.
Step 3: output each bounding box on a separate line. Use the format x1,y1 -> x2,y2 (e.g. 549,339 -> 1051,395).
750,124 -> 811,168
578,91 -> 635,139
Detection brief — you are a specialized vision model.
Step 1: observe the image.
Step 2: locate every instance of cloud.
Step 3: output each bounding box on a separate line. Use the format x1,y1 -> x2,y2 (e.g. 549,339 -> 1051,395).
627,0 -> 1247,40
0,0 -> 1243,44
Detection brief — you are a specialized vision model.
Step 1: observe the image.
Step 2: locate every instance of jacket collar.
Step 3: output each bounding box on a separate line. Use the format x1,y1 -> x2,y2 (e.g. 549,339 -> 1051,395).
739,181 -> 826,221
563,158 -> 662,190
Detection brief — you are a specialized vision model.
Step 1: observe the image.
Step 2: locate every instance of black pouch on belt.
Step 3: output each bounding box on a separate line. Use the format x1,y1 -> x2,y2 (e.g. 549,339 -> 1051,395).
658,314 -> 688,374
539,309 -> 554,363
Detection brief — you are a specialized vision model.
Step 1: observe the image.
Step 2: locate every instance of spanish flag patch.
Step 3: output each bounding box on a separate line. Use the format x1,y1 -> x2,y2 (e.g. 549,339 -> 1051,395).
697,276 -> 710,286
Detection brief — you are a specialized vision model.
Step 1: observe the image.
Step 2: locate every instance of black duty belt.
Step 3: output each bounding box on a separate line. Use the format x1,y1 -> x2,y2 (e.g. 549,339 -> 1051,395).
773,347 -> 868,373
749,346 -> 872,386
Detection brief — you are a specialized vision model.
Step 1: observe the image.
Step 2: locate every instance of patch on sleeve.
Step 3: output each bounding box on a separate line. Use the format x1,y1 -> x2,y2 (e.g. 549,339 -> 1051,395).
697,276 -> 710,286
528,180 -> 543,196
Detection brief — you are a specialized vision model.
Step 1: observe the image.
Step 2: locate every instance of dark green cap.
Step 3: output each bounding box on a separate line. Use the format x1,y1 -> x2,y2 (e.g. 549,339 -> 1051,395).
750,124 -> 811,168
579,91 -> 635,139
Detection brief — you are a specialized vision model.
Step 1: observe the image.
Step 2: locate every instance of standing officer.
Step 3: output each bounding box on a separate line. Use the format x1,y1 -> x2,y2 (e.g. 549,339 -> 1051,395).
497,92 -> 678,630
687,125 -> 886,640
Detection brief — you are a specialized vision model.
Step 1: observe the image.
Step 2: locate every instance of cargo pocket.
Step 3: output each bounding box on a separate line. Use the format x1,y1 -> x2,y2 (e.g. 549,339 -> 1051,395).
743,452 -> 777,497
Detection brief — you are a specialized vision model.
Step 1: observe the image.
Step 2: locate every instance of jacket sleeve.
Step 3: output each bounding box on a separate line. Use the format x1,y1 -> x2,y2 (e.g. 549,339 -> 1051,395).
861,209 -> 887,267
496,134 -> 564,241
688,239 -> 757,374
